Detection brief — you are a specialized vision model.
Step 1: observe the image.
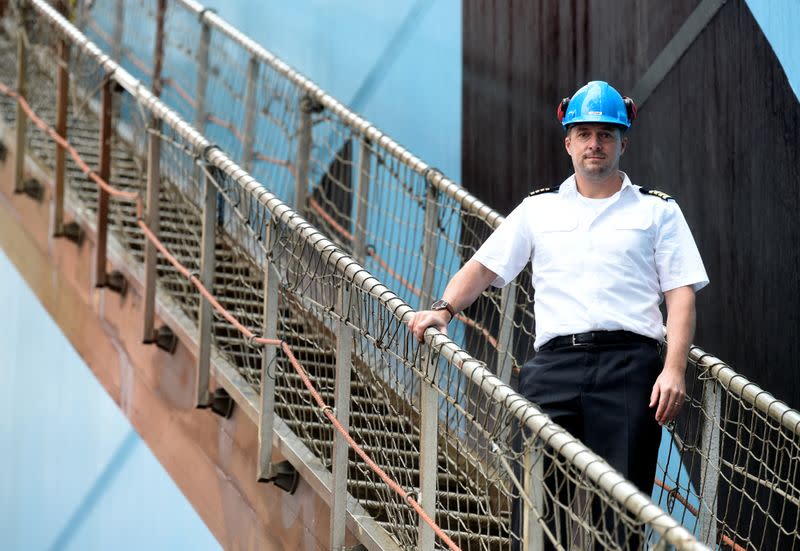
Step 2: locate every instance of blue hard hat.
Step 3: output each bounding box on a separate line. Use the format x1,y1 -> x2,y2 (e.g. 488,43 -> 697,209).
557,81 -> 636,129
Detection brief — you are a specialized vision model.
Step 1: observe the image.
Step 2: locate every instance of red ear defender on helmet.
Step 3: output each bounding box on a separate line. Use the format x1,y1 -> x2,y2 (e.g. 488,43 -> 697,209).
557,97 -> 570,123
623,96 -> 637,125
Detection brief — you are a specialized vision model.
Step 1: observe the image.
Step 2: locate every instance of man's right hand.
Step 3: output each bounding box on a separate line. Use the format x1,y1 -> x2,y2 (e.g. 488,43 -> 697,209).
405,259 -> 498,343
407,309 -> 452,342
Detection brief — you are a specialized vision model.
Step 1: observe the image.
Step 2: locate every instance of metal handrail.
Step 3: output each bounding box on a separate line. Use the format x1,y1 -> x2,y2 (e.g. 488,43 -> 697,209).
689,345 -> 800,434
30,1 -> 707,548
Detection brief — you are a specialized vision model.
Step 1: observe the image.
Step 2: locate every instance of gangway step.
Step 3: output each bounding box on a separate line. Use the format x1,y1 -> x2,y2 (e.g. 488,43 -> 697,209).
346,479 -> 501,518
377,521 -> 510,551
361,499 -> 507,535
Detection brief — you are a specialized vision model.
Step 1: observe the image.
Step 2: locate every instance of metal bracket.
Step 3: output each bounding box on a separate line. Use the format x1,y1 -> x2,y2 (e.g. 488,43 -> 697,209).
258,459 -> 299,494
210,387 -> 234,418
19,178 -> 44,202
300,94 -> 324,114
154,324 -> 178,354
59,221 -> 84,246
105,269 -> 128,296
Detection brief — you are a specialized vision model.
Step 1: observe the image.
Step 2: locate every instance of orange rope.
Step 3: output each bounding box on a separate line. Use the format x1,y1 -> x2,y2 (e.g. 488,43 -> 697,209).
455,313 -> 498,349
368,245 -> 422,298
253,152 -> 295,177
1,82 -> 461,551
654,478 -> 699,517
162,77 -> 197,109
308,196 -> 353,241
206,113 -> 245,143
0,82 -> 138,203
86,18 -> 114,50
279,341 -> 461,551
307,196 -> 422,299
654,479 -> 744,551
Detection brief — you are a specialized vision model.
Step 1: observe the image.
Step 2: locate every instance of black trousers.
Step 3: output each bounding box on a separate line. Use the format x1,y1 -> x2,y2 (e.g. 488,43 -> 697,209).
513,340 -> 663,550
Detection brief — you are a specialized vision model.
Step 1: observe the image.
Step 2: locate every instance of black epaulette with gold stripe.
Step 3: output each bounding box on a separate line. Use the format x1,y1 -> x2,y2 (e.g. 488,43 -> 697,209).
528,184 -> 561,197
639,187 -> 675,202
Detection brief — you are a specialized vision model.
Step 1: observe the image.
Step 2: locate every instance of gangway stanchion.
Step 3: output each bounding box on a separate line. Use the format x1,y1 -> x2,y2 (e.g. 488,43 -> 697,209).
53,0 -> 68,236
241,55 -> 258,172
419,172 -> 440,311
13,0 -> 27,194
352,137 -> 371,264
94,77 -> 112,289
142,111 -> 161,342
294,94 -> 321,216
196,158 -> 219,408
255,221 -> 297,494
330,281 -> 355,551
418,349 -> 439,551
698,375 -> 721,546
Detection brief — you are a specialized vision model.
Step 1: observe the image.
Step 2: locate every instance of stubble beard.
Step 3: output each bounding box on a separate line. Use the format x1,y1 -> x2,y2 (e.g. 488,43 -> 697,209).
577,157 -> 618,183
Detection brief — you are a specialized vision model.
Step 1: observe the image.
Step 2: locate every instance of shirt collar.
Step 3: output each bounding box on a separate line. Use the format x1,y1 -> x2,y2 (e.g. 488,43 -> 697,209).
560,172 -> 636,199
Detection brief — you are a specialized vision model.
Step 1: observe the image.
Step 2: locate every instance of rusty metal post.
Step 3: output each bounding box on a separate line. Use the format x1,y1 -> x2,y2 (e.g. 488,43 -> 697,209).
152,0 -> 166,98
53,3 -> 69,235
94,78 -> 113,288
142,121 -> 161,342
13,1 -> 28,193
195,163 -> 218,407
142,122 -> 161,341
294,96 -> 314,214
141,0 -> 166,340
194,18 -> 211,133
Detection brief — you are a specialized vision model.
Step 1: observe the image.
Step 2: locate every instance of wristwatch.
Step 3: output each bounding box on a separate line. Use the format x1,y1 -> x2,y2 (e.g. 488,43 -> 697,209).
430,299 -> 455,321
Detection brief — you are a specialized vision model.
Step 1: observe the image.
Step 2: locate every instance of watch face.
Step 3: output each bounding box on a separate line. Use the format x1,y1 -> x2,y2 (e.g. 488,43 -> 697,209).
431,300 -> 448,310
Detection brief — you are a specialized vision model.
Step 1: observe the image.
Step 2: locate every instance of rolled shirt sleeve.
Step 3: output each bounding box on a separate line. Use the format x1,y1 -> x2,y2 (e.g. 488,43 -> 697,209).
654,202 -> 709,293
472,202 -> 533,288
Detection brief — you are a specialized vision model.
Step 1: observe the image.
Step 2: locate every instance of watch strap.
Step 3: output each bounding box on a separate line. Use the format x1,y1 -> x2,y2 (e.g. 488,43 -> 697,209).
430,299 -> 455,320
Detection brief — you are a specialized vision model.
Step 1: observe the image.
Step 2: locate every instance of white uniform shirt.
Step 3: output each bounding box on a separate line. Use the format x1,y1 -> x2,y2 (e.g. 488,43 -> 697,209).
472,173 -> 709,350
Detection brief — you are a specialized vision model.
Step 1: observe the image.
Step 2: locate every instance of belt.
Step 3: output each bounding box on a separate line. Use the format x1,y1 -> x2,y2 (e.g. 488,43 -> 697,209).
540,330 -> 658,350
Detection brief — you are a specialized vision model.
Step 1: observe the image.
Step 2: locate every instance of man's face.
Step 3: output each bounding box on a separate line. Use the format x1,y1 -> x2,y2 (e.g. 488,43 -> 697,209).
564,124 -> 627,181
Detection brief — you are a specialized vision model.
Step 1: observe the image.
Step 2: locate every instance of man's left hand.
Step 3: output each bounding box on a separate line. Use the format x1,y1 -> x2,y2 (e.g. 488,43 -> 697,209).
649,366 -> 686,425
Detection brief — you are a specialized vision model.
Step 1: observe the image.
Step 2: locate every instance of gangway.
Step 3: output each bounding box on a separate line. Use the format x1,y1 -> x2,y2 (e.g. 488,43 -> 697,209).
0,1 -> 797,550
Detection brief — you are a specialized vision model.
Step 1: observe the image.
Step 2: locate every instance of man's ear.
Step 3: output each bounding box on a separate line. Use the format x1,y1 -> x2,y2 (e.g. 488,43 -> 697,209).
564,134 -> 572,155
620,135 -> 628,155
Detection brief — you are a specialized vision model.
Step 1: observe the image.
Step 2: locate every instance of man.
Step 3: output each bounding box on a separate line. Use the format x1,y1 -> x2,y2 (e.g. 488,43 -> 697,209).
408,81 -> 708,546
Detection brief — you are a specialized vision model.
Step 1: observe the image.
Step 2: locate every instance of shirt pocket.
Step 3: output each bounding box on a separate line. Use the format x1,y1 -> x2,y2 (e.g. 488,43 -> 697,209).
533,212 -> 580,271
600,212 -> 654,270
